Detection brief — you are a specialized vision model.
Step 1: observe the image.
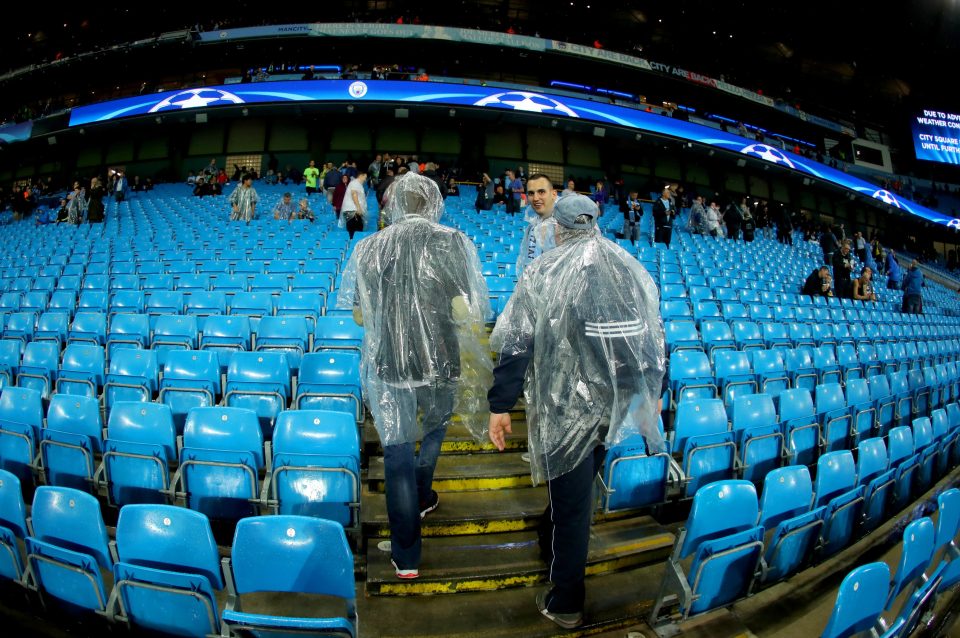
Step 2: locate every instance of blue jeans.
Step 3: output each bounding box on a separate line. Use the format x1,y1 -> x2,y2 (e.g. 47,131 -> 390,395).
382,382 -> 455,569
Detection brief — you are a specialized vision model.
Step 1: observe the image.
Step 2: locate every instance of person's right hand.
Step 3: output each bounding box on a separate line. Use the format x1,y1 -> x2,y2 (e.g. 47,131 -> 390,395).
488,413 -> 513,451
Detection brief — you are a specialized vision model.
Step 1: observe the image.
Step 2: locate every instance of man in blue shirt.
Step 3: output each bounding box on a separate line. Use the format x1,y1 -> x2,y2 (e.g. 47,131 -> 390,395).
902,260 -> 924,314
506,170 -> 524,215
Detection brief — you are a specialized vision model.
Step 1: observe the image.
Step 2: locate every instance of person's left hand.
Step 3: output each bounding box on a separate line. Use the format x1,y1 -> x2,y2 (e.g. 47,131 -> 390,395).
488,413 -> 513,451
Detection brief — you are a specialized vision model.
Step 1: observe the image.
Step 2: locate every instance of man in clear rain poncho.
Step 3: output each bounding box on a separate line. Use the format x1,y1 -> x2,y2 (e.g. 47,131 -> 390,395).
516,173 -> 558,276
339,172 -> 492,580
487,193 -> 666,629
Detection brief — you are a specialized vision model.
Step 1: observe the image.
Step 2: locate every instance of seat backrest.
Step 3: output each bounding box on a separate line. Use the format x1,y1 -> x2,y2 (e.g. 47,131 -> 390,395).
108,313 -> 150,337
314,315 -> 363,344
948,403 -> 960,431
869,374 -> 892,400
201,315 -> 251,343
0,386 -> 44,429
931,408 -> 949,440
230,515 -> 355,599
814,450 -> 857,506
31,486 -> 112,569
62,344 -> 105,374
888,426 -> 915,466
758,465 -> 813,531
680,480 -> 759,559
256,316 -> 309,342
888,517 -> 935,606
183,407 -> 264,468
714,350 -> 751,380
935,488 -> 960,554
0,468 -> 28,537
46,394 -> 102,441
702,320 -> 733,342
163,350 -> 221,389
115,504 -> 224,588
226,352 -> 291,393
815,383 -> 847,414
672,399 -> 728,453
107,402 -> 176,460
912,417 -> 934,449
731,394 -> 777,433
108,348 -> 158,379
154,314 -> 199,340
750,349 -> 785,375
273,410 -> 360,458
147,290 -> 186,313
845,378 -> 870,406
856,438 -> 889,484
778,388 -> 814,422
820,562 -> 890,638
298,352 -> 361,385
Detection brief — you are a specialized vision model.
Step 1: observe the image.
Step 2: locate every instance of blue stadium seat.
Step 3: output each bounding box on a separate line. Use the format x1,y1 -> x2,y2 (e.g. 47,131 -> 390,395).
20,291 -> 49,315
889,425 -> 920,511
692,300 -> 721,328
3,312 -> 35,344
222,516 -> 358,638
230,291 -> 275,331
870,374 -> 897,436
40,394 -> 103,492
24,486 -> 114,613
68,311 -> 107,347
159,350 -> 221,432
292,272 -> 332,293
600,428 -> 672,512
889,370 -> 914,427
224,352 -> 291,439
731,320 -> 764,352
146,290 -> 187,318
105,349 -> 159,408
255,316 -> 309,373
0,468 -> 27,581
264,410 -> 361,527
100,402 -> 176,506
785,347 -> 818,391
931,408 -> 952,477
664,320 -> 702,354
779,387 -> 819,467
731,394 -> 781,485
170,407 -> 264,521
885,516 -> 935,617
757,465 -> 823,583
846,378 -> 876,445
295,352 -> 363,422
911,417 -> 937,493
650,480 -> 763,622
199,315 -> 251,371
151,314 -> 199,365
819,562 -> 890,638
672,399 -> 734,498
750,349 -> 789,396
106,313 -> 150,357
816,382 -> 852,453
108,290 -> 146,318
277,291 -> 324,333
701,320 -> 736,362
714,350 -> 757,408
46,290 -> 76,319
934,489 -> 960,591
175,273 -> 211,293
314,315 -> 364,353
57,344 -> 105,398
108,504 -> 224,636
78,290 -> 108,314
109,274 -> 141,294
813,450 -> 864,558
857,437 -> 895,534
788,323 -> 815,349
16,341 -> 59,399
0,339 -> 20,386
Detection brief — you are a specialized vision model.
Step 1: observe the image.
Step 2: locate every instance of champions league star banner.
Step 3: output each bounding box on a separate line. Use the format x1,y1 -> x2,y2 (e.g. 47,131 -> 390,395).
69,80 -> 953,227
0,120 -> 33,144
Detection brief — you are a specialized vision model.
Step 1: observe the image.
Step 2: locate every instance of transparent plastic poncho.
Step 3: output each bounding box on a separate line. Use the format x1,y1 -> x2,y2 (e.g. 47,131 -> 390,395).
516,206 -> 557,276
491,227 -> 666,484
339,173 -> 493,446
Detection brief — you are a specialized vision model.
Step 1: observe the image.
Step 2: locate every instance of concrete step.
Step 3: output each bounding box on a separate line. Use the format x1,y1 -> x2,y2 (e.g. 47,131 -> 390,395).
367,451 -> 533,493
365,517 -> 674,596
357,566 -> 663,637
362,485 -> 547,537
363,418 -> 529,456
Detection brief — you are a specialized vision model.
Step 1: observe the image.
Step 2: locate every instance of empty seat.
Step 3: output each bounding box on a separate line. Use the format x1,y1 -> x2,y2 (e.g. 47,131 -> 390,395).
889,426 -> 920,510
814,451 -> 864,558
255,316 -> 309,372
109,290 -> 146,318
649,480 -> 763,622
16,341 -> 59,399
57,344 -> 105,398
169,407 -> 264,521
819,562 -> 890,638
0,339 -> 20,386
40,394 -> 103,492
77,290 -> 108,314
25,486 -> 113,613
146,290 -> 186,317
664,320 -> 702,354
0,468 -> 28,581
295,352 -> 363,422
599,429 -> 671,512
106,313 -> 150,357
779,387 -> 819,467
264,410 -> 361,527
750,349 -> 789,397
731,394 -> 782,485
105,349 -> 159,408
46,290 -> 77,318
785,347 -> 818,391
0,387 -> 44,484
224,352 -> 291,439
816,382 -> 852,453
101,402 -> 177,506
3,312 -> 36,343
184,290 -> 226,317
199,315 -> 251,371
714,350 -> 756,408
109,504 -> 224,636
314,315 -> 364,352
222,516 -> 357,637
68,311 -> 107,346
857,437 -> 896,534
277,291 -> 324,332
672,399 -> 735,497
175,273 -> 211,293
159,350 -> 222,432
757,465 -> 823,583
151,314 -> 199,365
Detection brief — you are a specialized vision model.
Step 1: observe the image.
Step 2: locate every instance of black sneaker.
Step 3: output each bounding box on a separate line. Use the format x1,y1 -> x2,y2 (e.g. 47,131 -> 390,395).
536,591 -> 583,630
420,490 -> 440,519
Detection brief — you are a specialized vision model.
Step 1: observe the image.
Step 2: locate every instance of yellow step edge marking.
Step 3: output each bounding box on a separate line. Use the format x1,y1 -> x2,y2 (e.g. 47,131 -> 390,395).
370,475 -> 530,492
587,534 -> 675,560
374,519 -> 536,537
441,440 -> 524,452
377,573 -> 542,595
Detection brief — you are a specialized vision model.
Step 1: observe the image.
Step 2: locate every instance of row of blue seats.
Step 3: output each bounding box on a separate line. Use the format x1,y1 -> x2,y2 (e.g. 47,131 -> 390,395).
0,478 -> 357,637
820,489 -> 960,637
0,397 -> 360,527
650,477 -> 960,632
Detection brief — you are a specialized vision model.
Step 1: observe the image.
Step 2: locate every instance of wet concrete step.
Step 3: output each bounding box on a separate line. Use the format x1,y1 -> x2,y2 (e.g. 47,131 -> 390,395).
363,418 -> 529,456
367,452 -> 534,493
362,485 -> 547,538
365,517 -> 674,596
358,565 -> 663,637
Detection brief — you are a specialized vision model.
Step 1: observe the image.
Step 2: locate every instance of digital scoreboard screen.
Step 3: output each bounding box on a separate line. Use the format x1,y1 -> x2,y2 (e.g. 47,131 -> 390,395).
912,109 -> 960,165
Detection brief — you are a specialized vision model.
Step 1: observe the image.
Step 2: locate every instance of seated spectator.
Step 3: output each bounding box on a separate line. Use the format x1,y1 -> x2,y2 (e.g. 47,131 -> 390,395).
273,192 -> 296,221
447,178 -> 460,198
296,198 -> 315,223
801,266 -> 834,298
492,184 -> 507,207
144,178 -> 154,191
852,267 -> 877,302
193,177 -> 213,198
264,169 -> 278,185
186,170 -> 197,185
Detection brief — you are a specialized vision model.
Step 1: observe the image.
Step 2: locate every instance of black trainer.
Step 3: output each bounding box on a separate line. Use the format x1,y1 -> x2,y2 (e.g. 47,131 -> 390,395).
420,490 -> 440,519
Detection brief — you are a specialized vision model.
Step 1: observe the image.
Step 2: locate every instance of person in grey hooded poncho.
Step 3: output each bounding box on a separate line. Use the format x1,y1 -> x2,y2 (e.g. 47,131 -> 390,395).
339,172 -> 492,579
487,193 -> 666,627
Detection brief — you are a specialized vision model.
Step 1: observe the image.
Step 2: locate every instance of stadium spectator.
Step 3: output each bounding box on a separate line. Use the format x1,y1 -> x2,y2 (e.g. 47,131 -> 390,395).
296,198 -> 315,222
204,159 -> 218,180
801,266 -> 834,298
741,205 -> 756,242
776,205 -> 793,244
66,182 -> 85,225
517,174 -> 558,275
422,163 -> 446,200
592,180 -> 607,207
724,197 -> 745,241
902,260 -> 924,314
86,176 -> 105,223
886,249 -> 902,289
131,176 -> 143,192
231,164 -> 242,181
229,173 -> 259,222
216,170 -> 227,191
872,239 -> 885,273
186,170 -> 197,186
377,166 -> 397,210
562,179 -> 577,198
368,154 -> 383,188
506,170 -> 523,215
323,162 -> 342,204
832,240 -> 855,298
407,155 -> 421,174
303,160 -> 320,197
113,170 -> 128,202
820,224 -> 841,264
652,187 -> 675,246
854,231 -> 868,263
852,266 -> 878,302
475,173 -> 495,213
341,171 -> 368,238
755,200 -> 771,239
487,193 -> 665,630
332,174 -> 349,219
687,195 -> 705,235
273,192 -> 296,221
341,160 -> 359,180
193,177 -> 213,198
447,178 -> 460,198
492,183 -> 508,209
301,65 -> 315,81
337,172 -> 489,583
625,190 -> 644,243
